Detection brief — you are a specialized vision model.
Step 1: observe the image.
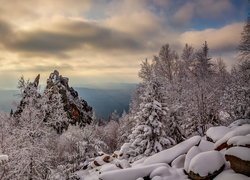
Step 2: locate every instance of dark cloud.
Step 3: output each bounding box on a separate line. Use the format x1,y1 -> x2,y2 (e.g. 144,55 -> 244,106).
1,19 -> 145,57
0,19 -> 13,44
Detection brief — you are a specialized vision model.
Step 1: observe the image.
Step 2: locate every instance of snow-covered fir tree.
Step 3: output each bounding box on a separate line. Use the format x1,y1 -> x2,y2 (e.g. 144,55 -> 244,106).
128,62 -> 175,161
109,109 -> 120,122
6,80 -> 57,180
238,17 -> 250,62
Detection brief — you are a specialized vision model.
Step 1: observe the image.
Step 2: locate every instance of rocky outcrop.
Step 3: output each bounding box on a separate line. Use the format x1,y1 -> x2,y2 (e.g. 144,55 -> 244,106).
45,70 -> 93,128
14,70 -> 93,131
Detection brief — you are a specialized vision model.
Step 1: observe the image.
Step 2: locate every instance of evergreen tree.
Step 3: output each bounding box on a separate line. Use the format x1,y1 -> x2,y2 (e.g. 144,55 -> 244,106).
239,17 -> 250,62
6,82 -> 57,179
109,110 -> 120,122
128,78 -> 175,162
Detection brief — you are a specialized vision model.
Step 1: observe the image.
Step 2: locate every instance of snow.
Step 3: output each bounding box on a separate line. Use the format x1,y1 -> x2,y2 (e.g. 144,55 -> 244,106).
114,159 -> 131,169
184,146 -> 201,172
206,126 -> 230,142
227,135 -> 250,146
214,170 -> 250,180
151,168 -> 188,180
150,166 -> 171,177
198,140 -> 214,152
99,163 -> 167,180
100,164 -> 120,172
188,151 -> 225,177
228,119 -> 250,128
0,154 -> 8,162
215,124 -> 250,149
151,176 -> 163,180
119,142 -> 130,156
143,136 -> 201,165
171,154 -> 185,168
225,147 -> 250,161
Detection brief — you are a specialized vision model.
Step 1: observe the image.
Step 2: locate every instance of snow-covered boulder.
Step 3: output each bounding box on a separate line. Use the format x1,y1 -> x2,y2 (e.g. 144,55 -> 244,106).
184,146 -> 201,172
225,147 -> 250,176
114,159 -> 131,169
100,163 -> 120,173
188,151 -> 225,179
171,154 -> 186,168
227,135 -> 250,147
206,126 -> 230,143
228,119 -> 250,128
89,154 -> 113,168
215,124 -> 250,150
150,166 -> 171,178
0,155 -> 8,164
198,140 -> 214,152
143,136 -> 201,165
214,170 -> 250,180
150,166 -> 188,180
99,163 -> 167,180
118,143 -> 131,159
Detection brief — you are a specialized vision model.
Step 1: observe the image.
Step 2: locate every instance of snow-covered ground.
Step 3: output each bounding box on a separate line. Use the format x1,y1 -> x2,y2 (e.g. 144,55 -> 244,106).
76,123 -> 250,180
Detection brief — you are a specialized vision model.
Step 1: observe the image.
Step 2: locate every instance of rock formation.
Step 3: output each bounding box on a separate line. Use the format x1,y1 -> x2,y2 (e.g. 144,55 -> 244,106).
14,70 -> 93,131
45,70 -> 93,128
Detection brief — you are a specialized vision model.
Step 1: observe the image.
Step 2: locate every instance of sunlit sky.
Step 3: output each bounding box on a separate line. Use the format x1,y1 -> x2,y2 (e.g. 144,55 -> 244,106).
0,0 -> 248,89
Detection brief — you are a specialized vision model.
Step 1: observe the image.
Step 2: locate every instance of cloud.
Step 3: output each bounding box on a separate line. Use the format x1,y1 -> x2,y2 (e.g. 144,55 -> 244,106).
172,0 -> 233,25
0,19 -> 13,45
173,2 -> 194,24
179,22 -> 243,53
0,0 -> 91,22
0,0 -> 245,88
0,18 -> 146,57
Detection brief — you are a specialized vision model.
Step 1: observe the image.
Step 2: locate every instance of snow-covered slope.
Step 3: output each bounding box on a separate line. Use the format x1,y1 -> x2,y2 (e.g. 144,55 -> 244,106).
77,123 -> 250,180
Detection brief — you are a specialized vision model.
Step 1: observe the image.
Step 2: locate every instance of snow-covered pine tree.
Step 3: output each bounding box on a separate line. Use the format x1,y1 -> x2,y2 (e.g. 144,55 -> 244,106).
221,61 -> 250,121
109,110 -> 120,122
239,17 -> 250,62
6,80 -> 57,180
128,63 -> 175,161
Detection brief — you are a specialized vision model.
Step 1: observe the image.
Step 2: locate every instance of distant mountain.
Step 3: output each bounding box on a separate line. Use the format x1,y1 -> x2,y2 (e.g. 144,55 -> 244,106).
76,85 -> 136,119
0,90 -> 19,112
0,83 -> 137,119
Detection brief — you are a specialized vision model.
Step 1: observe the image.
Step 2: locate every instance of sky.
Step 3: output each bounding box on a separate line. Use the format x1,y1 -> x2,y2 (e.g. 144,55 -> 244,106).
0,0 -> 248,89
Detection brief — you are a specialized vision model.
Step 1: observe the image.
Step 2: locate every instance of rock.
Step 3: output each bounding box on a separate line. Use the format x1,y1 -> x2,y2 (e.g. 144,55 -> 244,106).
33,74 -> 40,87
225,147 -> 250,177
45,70 -> 93,130
184,146 -> 201,173
206,126 -> 230,143
103,155 -> 113,163
215,125 -> 250,151
214,169 -> 250,180
188,151 -> 225,180
227,135 -> 250,148
171,154 -> 185,168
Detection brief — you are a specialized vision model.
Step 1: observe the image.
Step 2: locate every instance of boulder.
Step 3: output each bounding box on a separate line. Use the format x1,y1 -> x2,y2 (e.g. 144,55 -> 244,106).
206,126 -> 230,143
215,125 -> 250,151
188,151 -> 225,180
225,147 -> 250,177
